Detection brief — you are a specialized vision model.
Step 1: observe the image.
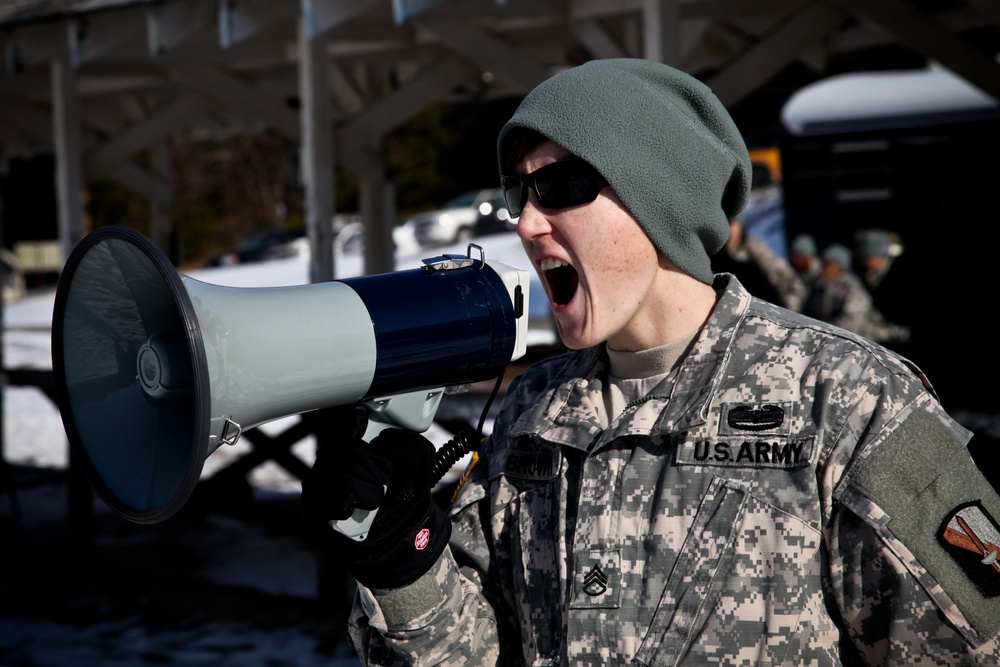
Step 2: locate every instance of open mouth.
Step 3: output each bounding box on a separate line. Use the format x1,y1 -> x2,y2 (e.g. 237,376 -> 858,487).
539,257 -> 578,306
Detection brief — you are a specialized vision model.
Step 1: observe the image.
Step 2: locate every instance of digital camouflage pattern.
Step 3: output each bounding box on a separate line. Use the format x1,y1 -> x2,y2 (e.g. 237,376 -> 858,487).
348,275 -> 1000,665
802,268 -> 873,337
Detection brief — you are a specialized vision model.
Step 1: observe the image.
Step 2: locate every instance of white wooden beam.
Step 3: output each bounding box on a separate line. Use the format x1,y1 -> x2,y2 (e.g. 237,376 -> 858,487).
85,94 -> 206,177
147,0 -> 215,55
5,21 -> 68,73
706,2 -> 849,107
301,0 -> 381,39
298,20 -> 335,284
164,61 -> 301,139
392,0 -> 445,26
414,17 -> 549,90
570,0 -> 640,21
107,162 -> 171,206
643,0 -> 681,66
51,56 -> 84,263
336,57 -> 479,172
70,7 -> 145,67
572,18 -> 631,60
829,0 -> 1000,101
328,60 -> 367,116
360,170 -> 395,274
681,0 -> 805,20
218,0 -> 295,49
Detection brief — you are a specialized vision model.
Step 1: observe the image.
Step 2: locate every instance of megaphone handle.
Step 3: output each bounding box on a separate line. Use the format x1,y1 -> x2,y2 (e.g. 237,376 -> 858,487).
328,390 -> 444,542
329,490 -> 385,542
329,417 -> 392,542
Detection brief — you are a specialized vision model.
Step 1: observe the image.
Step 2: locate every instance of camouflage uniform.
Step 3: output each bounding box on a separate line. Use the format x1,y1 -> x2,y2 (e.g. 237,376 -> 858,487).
349,275 -> 1000,665
802,269 -> 874,337
716,233 -> 808,312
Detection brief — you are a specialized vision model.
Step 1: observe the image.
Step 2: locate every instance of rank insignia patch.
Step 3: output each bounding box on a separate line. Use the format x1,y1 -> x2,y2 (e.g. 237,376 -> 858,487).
939,501 -> 1000,597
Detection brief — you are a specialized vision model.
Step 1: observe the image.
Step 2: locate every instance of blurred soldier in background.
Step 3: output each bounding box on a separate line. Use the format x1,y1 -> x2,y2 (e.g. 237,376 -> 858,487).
712,216 -> 807,311
802,243 -> 874,336
789,232 -> 821,289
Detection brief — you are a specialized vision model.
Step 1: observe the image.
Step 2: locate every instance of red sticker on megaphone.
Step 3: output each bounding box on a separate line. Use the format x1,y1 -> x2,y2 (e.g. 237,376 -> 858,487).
414,528 -> 431,551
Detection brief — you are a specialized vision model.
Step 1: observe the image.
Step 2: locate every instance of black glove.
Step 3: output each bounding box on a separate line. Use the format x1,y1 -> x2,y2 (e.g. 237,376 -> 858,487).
301,407 -> 451,590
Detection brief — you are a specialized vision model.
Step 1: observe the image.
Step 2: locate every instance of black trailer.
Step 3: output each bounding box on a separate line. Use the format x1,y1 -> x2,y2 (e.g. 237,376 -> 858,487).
779,67 -> 1000,415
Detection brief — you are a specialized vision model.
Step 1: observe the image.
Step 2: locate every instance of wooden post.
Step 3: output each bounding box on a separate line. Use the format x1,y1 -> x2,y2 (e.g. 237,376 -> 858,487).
360,166 -> 395,275
298,19 -> 335,284
642,0 -> 680,66
51,56 -> 85,265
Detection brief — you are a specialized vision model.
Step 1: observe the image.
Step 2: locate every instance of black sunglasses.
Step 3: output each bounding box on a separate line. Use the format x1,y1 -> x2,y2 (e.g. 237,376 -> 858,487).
501,159 -> 609,218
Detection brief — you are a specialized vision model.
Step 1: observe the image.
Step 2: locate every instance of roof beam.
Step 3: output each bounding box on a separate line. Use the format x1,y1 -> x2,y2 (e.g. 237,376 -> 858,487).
218,0 -> 295,49
163,61 -> 300,139
4,20 -> 68,73
828,0 -> 1000,101
70,6 -> 145,67
147,0 -> 215,55
298,20 -> 335,283
336,56 -> 479,172
643,0 -> 681,65
414,17 -> 549,90
706,1 -> 849,107
52,56 -> 84,262
107,162 -> 171,206
85,94 -> 206,176
572,18 -> 631,60
302,0 -> 382,38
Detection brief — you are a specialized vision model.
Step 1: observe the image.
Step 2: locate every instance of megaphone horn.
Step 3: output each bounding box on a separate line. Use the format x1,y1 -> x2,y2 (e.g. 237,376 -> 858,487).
52,225 -> 528,525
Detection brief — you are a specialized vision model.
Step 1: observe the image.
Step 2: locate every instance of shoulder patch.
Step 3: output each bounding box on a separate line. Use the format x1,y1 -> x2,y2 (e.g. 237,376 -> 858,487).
848,407 -> 1000,642
939,501 -> 1000,597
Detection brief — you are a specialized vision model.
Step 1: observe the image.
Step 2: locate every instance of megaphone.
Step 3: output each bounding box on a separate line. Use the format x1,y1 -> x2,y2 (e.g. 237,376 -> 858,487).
51,225 -> 529,532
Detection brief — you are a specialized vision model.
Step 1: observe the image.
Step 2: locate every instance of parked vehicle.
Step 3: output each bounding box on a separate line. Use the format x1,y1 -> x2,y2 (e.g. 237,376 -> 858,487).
407,188 -> 505,247
472,191 -> 515,237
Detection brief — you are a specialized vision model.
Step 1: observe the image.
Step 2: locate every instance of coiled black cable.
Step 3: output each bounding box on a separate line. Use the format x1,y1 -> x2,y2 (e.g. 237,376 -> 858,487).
430,371 -> 505,487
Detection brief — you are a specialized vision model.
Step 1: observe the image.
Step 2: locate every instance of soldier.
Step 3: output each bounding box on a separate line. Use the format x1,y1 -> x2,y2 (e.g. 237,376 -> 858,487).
790,232 -> 821,288
302,59 -> 1000,665
802,243 -> 874,336
712,216 -> 808,312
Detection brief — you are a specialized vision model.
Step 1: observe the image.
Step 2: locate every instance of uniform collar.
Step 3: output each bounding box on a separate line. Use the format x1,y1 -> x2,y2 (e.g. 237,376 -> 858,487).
511,275 -> 753,449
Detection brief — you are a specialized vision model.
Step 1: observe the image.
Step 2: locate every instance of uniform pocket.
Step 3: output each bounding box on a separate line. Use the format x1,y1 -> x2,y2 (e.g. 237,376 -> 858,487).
502,484 -> 563,665
636,477 -> 825,666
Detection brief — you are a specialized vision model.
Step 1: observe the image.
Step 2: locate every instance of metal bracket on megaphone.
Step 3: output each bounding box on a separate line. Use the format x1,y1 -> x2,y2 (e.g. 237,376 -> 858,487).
331,388 -> 446,542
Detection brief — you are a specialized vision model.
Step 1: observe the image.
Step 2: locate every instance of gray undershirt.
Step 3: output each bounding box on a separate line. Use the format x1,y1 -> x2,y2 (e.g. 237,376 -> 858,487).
593,332 -> 698,427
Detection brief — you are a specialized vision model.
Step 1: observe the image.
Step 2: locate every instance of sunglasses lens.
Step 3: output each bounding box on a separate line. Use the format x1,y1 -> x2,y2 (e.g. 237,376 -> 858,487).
501,177 -> 526,218
501,160 -> 607,218
535,173 -> 599,209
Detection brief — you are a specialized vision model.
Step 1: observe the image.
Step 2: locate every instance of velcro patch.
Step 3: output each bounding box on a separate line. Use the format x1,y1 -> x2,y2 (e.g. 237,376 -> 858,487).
570,549 -> 621,609
675,437 -> 815,469
939,501 -> 1000,597
500,446 -> 561,481
718,402 -> 792,436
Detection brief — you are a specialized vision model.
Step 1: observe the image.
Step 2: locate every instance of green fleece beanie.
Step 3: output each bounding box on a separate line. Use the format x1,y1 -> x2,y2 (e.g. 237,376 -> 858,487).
498,58 -> 751,284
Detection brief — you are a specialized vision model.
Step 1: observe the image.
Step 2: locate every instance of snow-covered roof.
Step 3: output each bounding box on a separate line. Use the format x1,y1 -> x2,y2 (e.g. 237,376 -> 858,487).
781,67 -> 1000,137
